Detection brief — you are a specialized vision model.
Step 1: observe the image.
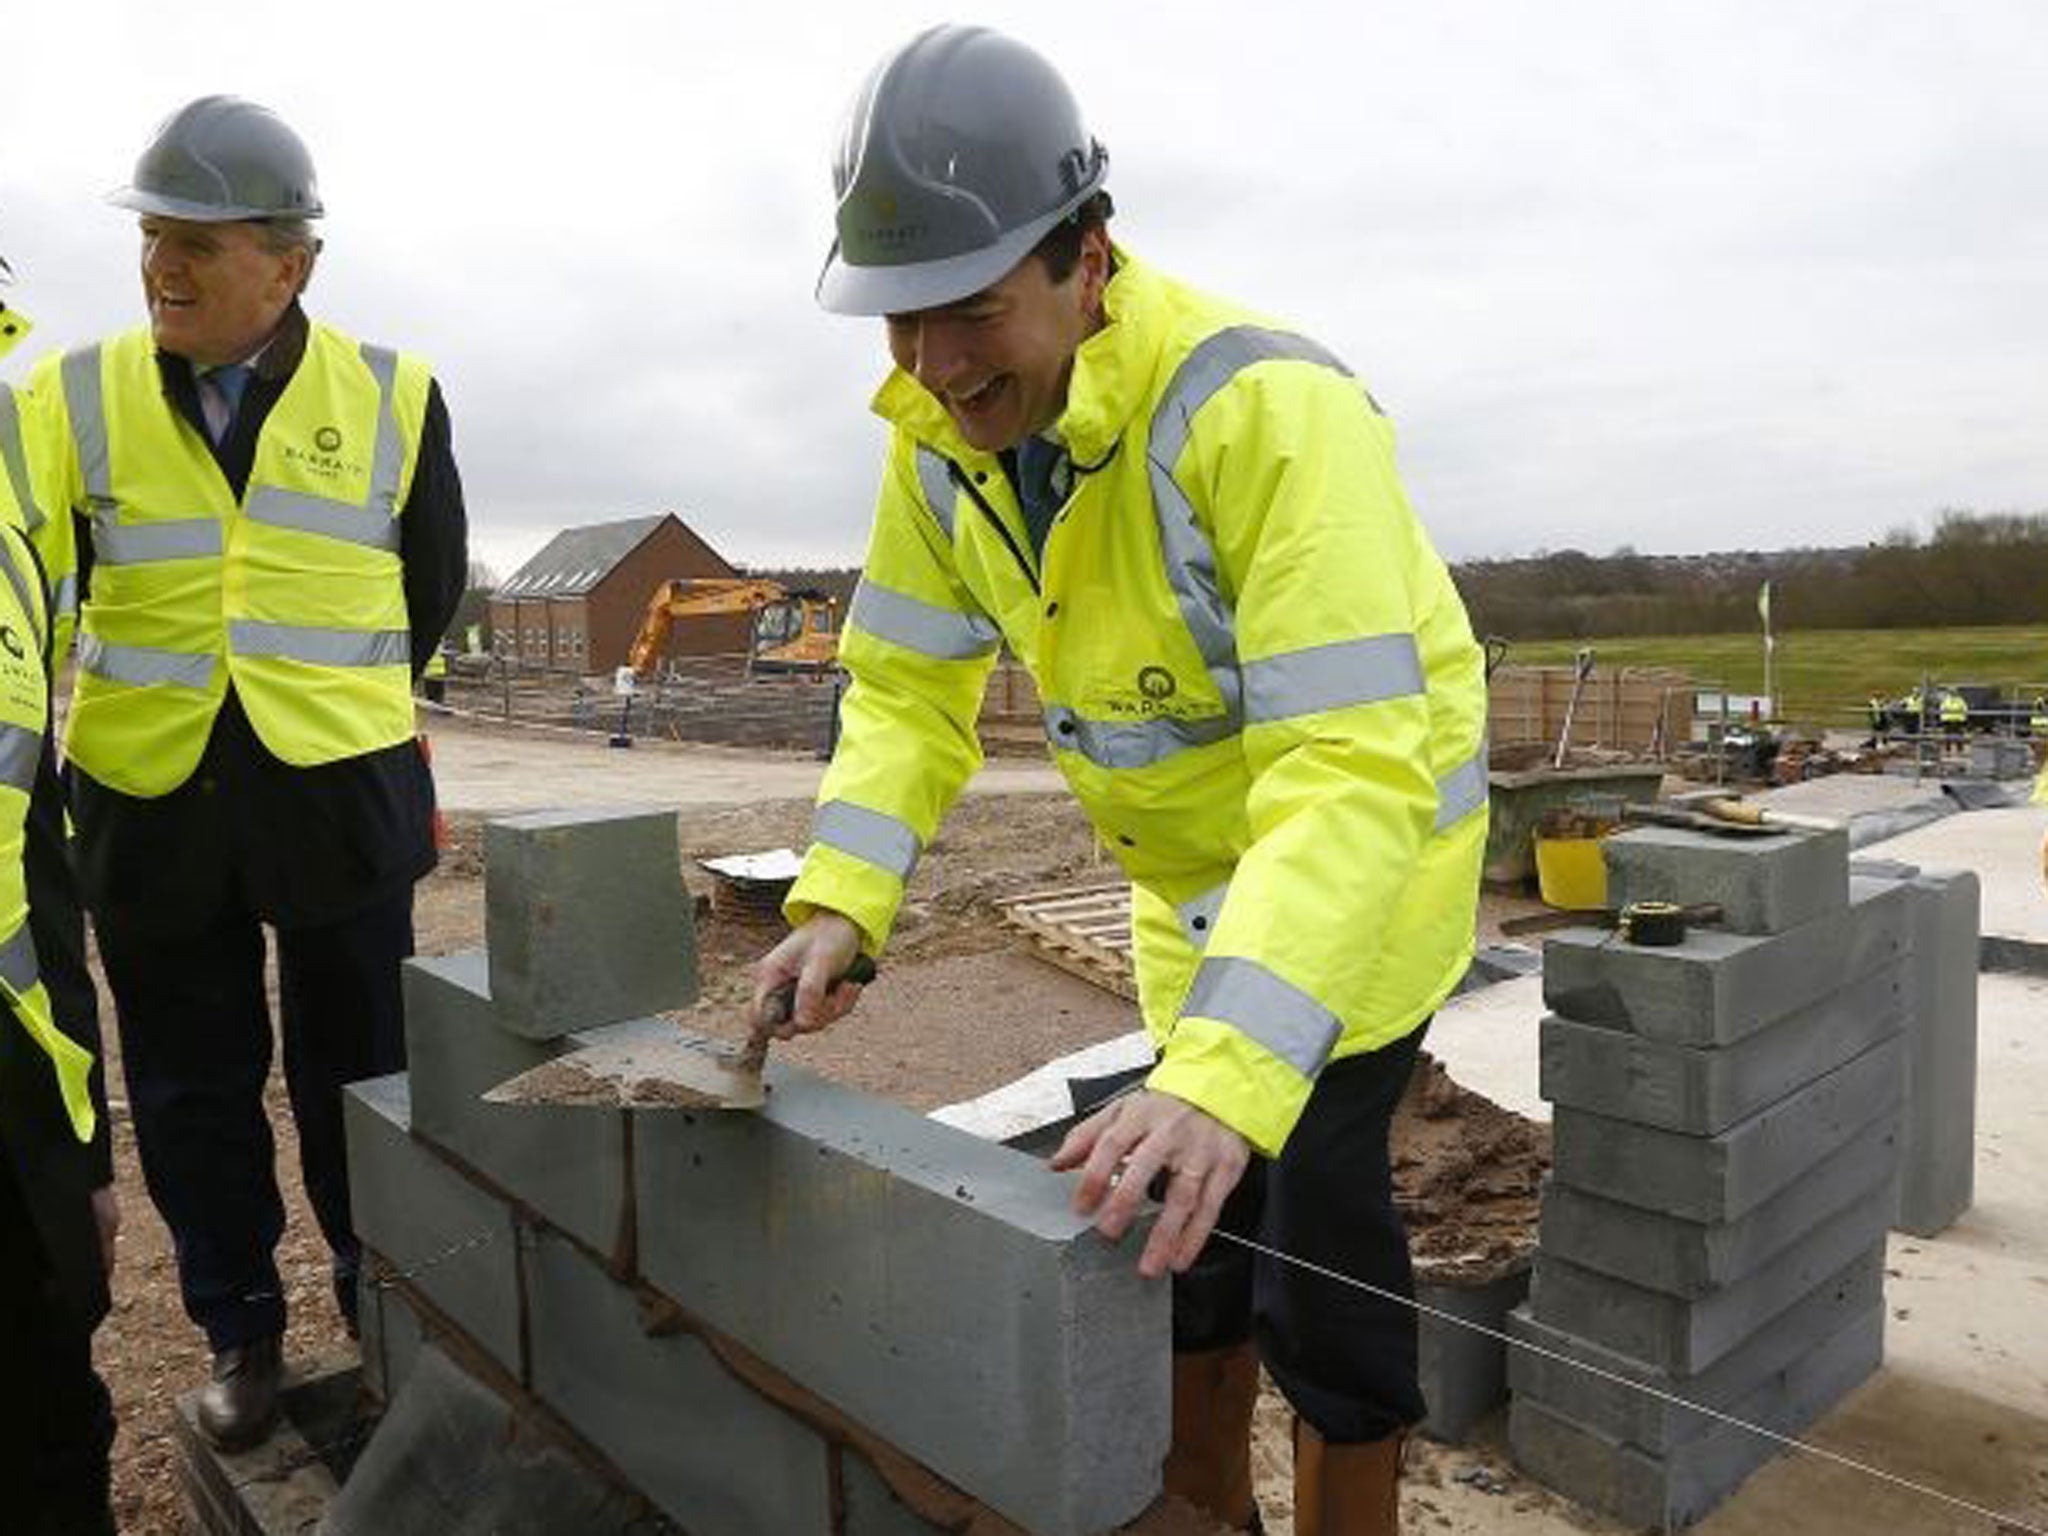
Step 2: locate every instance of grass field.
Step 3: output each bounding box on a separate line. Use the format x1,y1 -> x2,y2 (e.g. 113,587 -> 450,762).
1502,625 -> 2048,727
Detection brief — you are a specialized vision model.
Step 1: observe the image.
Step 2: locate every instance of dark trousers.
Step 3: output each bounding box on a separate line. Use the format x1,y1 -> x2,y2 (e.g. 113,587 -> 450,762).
96,888 -> 412,1351
1172,1023 -> 1429,1444
0,1149 -> 116,1536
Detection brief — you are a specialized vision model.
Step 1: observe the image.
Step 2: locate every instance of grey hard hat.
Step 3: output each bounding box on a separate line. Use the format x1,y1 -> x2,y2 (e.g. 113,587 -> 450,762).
818,24 -> 1108,316
110,95 -> 324,222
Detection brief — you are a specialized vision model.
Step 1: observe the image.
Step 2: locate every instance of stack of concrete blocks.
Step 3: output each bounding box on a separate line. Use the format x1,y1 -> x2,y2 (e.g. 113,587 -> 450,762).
1505,823 -> 1977,1529
336,806 -> 1170,1536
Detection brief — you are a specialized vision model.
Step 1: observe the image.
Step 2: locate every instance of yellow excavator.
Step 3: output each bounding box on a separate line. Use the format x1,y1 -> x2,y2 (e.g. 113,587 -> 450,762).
626,578 -> 840,678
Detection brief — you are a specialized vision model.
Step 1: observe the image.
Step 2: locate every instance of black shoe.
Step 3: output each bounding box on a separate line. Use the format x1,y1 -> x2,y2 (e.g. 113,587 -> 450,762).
195,1336 -> 284,1452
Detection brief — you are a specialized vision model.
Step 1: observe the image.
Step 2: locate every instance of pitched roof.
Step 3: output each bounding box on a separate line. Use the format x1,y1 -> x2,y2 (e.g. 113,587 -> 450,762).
496,514 -> 671,598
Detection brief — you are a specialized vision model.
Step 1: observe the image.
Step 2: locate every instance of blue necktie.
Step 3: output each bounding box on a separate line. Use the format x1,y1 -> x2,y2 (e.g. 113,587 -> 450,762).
204,363 -> 251,443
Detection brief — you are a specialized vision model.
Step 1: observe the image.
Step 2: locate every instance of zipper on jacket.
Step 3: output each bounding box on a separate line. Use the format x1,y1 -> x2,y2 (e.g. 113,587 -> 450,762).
949,460 -> 1041,596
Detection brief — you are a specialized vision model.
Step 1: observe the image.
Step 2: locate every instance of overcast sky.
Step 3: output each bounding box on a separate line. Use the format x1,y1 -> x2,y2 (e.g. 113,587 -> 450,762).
5,1 -> 2044,582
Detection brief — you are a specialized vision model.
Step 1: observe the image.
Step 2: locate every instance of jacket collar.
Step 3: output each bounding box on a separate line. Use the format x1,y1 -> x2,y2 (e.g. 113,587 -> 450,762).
154,300 -> 309,392
872,246 -> 1161,469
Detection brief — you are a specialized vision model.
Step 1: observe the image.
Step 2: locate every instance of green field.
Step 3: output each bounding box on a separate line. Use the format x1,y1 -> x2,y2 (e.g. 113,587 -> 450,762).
1502,626 -> 2048,727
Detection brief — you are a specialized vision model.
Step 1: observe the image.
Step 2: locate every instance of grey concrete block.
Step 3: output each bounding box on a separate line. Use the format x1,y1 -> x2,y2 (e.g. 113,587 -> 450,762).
403,951 -> 630,1257
525,1226 -> 833,1536
1549,1032 -> 1903,1222
327,1344 -> 676,1536
343,1074 -> 524,1378
633,1040 -> 1169,1536
1539,959 -> 1903,1135
1542,876 -> 1908,1046
842,1452 -> 950,1536
1528,1184 -> 1891,1373
1509,1303 -> 1883,1530
1509,1244 -> 1884,1452
1604,823 -> 1849,937
1418,1265 -> 1532,1443
484,807 -> 697,1040
1895,868 -> 1980,1237
1539,1111 -> 1901,1297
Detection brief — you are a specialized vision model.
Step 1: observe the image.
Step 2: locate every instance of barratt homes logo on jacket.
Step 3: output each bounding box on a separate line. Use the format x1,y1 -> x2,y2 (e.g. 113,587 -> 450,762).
1102,664 -> 1204,720
281,424 -> 366,485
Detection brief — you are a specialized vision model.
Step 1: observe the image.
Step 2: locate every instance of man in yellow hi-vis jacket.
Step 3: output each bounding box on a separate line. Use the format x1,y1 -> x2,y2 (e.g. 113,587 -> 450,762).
23,97 -> 466,1453
751,26 -> 1487,1534
0,248 -> 120,1536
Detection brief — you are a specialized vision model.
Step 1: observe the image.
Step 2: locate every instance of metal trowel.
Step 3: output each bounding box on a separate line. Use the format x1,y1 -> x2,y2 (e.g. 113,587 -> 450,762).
483,954 -> 877,1111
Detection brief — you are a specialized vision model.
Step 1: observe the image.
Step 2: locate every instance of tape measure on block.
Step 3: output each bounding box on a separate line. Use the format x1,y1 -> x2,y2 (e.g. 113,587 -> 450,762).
1617,900 -> 1688,946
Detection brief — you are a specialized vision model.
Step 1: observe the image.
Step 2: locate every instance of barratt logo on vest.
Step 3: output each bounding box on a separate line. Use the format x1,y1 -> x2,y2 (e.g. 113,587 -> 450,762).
281,424 -> 366,485
1101,664 -> 1204,720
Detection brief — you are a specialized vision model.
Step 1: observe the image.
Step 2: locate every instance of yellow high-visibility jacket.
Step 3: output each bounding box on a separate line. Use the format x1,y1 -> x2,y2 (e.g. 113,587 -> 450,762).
788,251 -> 1487,1154
0,386 -> 94,1143
25,323 -> 432,796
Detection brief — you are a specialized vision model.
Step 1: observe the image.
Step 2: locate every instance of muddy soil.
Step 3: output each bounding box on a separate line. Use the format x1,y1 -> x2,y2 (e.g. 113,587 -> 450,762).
99,791 -> 1557,1534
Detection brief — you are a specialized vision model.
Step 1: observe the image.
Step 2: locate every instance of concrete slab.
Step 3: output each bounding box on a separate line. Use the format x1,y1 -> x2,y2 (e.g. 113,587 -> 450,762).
1866,802 -> 2048,948
1539,1112 -> 1901,1298
1509,1244 -> 1885,1452
1605,823 -> 1849,936
1896,871 -> 1980,1236
1548,1032 -> 1903,1224
631,1033 -> 1168,1536
484,807 -> 698,1040
1420,972 -> 1550,1123
1529,1182 -> 1893,1374
1751,775 -> 1956,825
1540,960 -> 1902,1135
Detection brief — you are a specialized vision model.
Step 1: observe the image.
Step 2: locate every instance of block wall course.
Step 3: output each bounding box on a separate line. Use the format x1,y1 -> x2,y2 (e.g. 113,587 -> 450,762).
633,1042 -> 1169,1536
1896,869 -> 1980,1237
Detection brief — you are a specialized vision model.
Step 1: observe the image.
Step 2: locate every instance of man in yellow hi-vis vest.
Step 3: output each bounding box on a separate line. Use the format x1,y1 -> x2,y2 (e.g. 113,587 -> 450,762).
0,245 -> 120,1536
751,27 -> 1486,1532
23,98 -> 467,1452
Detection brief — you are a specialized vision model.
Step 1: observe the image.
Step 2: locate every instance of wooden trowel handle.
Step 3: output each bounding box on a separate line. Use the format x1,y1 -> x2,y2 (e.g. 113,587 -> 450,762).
740,954 -> 880,1071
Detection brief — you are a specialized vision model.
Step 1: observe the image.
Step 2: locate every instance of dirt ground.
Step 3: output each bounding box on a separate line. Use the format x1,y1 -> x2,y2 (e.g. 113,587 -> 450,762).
95,786 -> 1567,1534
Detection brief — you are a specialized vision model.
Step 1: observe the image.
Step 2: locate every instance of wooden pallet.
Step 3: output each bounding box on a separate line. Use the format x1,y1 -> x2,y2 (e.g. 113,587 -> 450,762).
995,881 -> 1139,1001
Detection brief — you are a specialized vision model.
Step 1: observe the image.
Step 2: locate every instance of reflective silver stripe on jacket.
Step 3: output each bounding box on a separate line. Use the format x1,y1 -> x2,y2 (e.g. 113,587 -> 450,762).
358,343 -> 406,515
0,921 -> 39,996
1181,955 -> 1341,1078
1244,633 -> 1425,724
915,448 -> 957,540
0,722 -> 41,794
0,387 -> 43,532
1176,882 -> 1229,950
848,580 -> 999,660
61,345 -> 112,512
811,799 -> 920,880
91,512 -> 222,564
1042,705 -> 1238,770
1434,747 -> 1489,831
228,620 -> 409,668
243,487 -> 401,551
0,532 -> 43,653
78,633 -> 215,689
50,573 -> 77,627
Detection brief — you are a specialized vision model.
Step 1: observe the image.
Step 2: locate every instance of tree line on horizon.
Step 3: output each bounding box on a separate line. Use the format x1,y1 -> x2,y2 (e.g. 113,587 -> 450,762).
1452,510 -> 2048,640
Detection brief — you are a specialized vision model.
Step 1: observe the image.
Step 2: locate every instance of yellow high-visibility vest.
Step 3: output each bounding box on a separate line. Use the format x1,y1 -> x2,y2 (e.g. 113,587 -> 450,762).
27,322 -> 431,795
787,250 -> 1487,1155
0,395 -> 95,1143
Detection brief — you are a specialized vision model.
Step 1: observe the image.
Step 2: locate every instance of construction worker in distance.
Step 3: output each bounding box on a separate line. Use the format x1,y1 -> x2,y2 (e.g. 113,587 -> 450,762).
1865,695 -> 1886,745
1939,687 -> 1968,751
420,642 -> 449,703
22,96 -> 468,1452
751,26 -> 1487,1534
0,240 -> 120,1535
1904,685 -> 1924,739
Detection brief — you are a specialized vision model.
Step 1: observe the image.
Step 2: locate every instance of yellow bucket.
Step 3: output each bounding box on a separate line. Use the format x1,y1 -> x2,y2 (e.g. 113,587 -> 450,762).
1534,833 -> 1609,910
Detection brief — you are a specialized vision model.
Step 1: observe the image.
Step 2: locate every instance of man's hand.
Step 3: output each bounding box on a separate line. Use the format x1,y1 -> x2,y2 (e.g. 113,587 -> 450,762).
1050,1089 -> 1250,1280
750,911 -> 867,1038
90,1185 -> 120,1278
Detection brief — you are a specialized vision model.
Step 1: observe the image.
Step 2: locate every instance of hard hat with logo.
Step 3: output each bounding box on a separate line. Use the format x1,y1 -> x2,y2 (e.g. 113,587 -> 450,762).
817,24 -> 1108,317
110,95 -> 324,222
